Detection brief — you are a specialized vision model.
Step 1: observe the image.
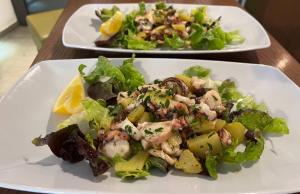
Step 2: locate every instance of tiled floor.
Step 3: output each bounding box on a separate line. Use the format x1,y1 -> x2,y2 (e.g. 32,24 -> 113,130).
0,26 -> 37,96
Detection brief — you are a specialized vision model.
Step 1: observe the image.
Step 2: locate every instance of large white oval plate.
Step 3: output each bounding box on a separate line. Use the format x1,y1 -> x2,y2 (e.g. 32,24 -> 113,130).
62,4 -> 270,54
0,58 -> 299,194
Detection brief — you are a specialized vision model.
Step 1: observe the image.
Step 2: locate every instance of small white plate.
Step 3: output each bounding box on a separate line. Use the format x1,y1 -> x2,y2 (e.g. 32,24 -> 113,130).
0,58 -> 300,193
62,4 -> 271,54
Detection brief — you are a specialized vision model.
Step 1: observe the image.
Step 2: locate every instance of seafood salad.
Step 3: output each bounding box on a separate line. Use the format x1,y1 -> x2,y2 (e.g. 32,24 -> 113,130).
33,56 -> 289,180
95,2 -> 244,50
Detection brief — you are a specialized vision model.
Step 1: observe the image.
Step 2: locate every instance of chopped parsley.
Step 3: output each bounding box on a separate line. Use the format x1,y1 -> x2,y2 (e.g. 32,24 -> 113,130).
143,95 -> 151,104
144,129 -> 153,135
212,95 -> 218,101
138,94 -> 145,100
165,99 -> 170,108
125,125 -> 133,135
207,143 -> 213,151
154,79 -> 162,84
208,131 -> 215,138
154,127 -> 163,133
166,88 -> 174,96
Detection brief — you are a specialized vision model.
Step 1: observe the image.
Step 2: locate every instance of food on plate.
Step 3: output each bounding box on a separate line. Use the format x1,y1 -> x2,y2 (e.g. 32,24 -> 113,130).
94,2 -> 244,50
32,56 -> 289,180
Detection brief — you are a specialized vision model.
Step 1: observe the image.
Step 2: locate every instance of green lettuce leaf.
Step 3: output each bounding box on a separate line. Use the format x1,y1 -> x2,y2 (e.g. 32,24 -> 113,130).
119,55 -> 145,90
144,156 -> 168,173
129,140 -> 144,156
116,170 -> 150,179
78,56 -> 125,88
192,6 -> 207,24
205,155 -> 218,179
207,27 -> 226,50
82,98 -> 112,131
190,24 -> 227,50
86,79 -> 118,101
126,34 -> 156,50
164,34 -> 185,49
96,5 -> 120,22
84,129 -> 97,150
218,79 -> 242,102
263,118 -> 289,134
155,1 -> 167,10
183,65 -> 210,78
236,96 -> 268,112
57,111 -> 88,130
225,30 -> 245,44
223,137 -> 264,163
138,2 -> 146,15
114,152 -> 150,179
233,109 -> 272,130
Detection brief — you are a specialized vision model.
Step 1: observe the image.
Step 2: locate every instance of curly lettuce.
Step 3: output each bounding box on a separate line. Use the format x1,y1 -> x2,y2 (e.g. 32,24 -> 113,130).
233,109 -> 272,130
183,65 -> 210,78
225,30 -> 245,44
264,118 -> 289,134
164,34 -> 185,49
223,136 -> 264,164
126,34 -> 156,50
192,6 -> 207,24
144,156 -> 168,173
236,96 -> 268,112
79,56 -> 125,87
205,155 -> 218,179
119,55 -> 145,90
82,98 -> 112,131
114,152 -> 150,179
232,109 -> 289,135
190,24 -> 228,50
218,79 -> 242,102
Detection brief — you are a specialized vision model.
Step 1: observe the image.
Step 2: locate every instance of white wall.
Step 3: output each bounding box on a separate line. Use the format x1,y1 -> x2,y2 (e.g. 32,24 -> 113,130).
0,0 -> 17,32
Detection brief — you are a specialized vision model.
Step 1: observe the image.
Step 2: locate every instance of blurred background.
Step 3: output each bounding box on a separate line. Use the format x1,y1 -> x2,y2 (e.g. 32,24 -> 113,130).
0,0 -> 299,96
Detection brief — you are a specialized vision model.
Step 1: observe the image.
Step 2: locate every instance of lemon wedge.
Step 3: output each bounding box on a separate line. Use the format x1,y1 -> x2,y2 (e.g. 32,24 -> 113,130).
99,11 -> 123,37
53,75 -> 85,115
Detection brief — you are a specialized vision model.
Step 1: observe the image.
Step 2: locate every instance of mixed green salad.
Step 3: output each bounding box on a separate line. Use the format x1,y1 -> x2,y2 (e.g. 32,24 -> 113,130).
33,56 -> 289,180
95,2 -> 244,50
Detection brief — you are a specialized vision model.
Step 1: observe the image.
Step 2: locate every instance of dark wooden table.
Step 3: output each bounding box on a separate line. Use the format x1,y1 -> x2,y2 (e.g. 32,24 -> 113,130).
4,0 -> 300,193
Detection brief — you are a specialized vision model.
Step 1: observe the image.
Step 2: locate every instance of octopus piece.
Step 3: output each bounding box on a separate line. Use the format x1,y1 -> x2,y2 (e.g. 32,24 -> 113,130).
191,76 -> 206,90
161,77 -> 189,96
218,128 -> 232,146
171,117 -> 188,130
135,14 -> 153,32
105,130 -> 129,142
141,139 -> 152,150
203,90 -> 225,111
119,118 -> 143,141
102,139 -> 131,159
197,101 -> 217,121
161,141 -> 182,157
148,149 -> 176,165
138,121 -> 173,145
174,94 -> 195,106
117,91 -> 128,104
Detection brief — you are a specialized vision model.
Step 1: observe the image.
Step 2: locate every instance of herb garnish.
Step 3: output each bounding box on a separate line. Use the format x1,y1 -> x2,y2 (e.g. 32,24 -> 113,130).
144,129 -> 153,135
154,127 -> 163,133
125,125 -> 132,135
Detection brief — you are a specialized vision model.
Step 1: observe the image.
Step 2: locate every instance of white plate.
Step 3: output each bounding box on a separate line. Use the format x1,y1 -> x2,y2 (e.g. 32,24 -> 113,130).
62,4 -> 270,54
0,58 -> 300,194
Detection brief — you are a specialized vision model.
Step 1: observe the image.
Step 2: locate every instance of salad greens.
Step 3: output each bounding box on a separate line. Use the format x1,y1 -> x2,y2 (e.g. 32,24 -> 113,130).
95,1 -> 244,50
119,56 -> 145,91
81,98 -> 112,132
33,56 -> 289,181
